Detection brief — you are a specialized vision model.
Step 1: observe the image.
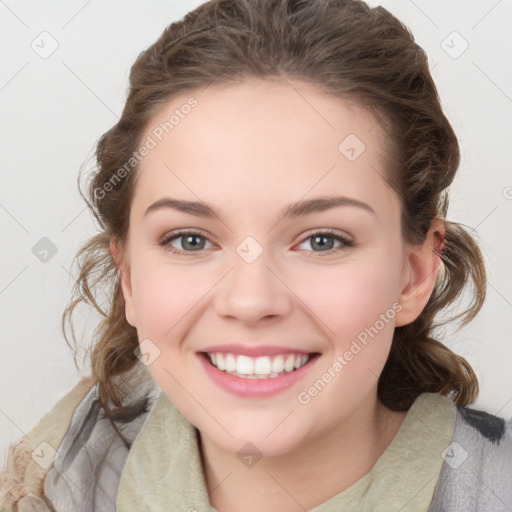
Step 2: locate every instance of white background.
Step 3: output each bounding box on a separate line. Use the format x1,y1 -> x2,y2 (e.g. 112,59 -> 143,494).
1,0 -> 511,465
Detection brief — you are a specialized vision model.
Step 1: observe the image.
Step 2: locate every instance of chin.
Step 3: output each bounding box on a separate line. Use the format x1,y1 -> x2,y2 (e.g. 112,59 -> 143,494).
198,417 -> 307,460
227,435 -> 301,460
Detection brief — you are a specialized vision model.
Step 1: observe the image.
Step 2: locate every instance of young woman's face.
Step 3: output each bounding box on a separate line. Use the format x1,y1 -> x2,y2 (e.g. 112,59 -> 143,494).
119,79 -> 413,457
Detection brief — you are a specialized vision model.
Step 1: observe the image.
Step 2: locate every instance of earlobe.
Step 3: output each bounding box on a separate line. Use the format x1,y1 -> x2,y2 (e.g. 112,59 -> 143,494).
394,220 -> 445,327
109,237 -> 137,327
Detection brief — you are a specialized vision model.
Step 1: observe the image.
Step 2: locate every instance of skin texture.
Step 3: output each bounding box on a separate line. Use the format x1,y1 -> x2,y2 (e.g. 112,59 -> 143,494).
111,78 -> 445,511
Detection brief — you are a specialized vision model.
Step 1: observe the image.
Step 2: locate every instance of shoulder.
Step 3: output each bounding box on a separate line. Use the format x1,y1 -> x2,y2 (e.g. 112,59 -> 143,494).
0,368 -> 160,512
429,400 -> 512,511
0,375 -> 96,511
41,369 -> 159,512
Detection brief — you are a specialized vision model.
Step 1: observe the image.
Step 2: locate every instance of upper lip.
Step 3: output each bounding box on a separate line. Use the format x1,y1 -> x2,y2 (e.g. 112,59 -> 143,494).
199,344 -> 317,357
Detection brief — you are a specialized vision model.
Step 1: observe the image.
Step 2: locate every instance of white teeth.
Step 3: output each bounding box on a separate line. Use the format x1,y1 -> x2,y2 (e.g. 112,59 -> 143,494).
215,353 -> 226,370
225,353 -> 236,372
206,352 -> 312,378
271,356 -> 285,374
254,356 -> 272,375
284,354 -> 295,372
236,355 -> 254,375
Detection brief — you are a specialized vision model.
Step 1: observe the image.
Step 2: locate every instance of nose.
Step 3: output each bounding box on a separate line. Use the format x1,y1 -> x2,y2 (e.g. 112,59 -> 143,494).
213,249 -> 293,325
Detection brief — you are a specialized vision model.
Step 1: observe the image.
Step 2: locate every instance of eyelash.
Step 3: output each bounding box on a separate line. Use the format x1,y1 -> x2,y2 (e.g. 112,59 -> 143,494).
158,229 -> 355,256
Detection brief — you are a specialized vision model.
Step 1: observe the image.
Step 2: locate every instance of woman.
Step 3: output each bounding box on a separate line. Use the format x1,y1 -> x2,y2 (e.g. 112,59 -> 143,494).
1,0 -> 511,510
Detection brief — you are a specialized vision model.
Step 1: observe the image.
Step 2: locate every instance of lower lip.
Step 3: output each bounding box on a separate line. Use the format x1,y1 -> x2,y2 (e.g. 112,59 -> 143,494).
197,353 -> 320,398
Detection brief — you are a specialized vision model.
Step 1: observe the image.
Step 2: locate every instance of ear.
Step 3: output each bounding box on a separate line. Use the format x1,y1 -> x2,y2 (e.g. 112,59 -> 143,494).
395,219 -> 445,327
110,237 -> 137,327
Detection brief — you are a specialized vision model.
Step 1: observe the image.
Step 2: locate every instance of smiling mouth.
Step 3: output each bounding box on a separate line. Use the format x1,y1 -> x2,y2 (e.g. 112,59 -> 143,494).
200,351 -> 321,379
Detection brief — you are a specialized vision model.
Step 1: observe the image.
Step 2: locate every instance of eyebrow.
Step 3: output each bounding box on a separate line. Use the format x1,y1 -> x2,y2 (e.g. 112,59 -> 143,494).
143,195 -> 376,221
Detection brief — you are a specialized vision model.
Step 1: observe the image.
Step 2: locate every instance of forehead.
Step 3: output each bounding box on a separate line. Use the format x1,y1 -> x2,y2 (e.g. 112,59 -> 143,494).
131,78 -> 396,221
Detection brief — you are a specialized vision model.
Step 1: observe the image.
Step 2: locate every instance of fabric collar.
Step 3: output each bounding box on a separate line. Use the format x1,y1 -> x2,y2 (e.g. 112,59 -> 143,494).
116,391 -> 455,512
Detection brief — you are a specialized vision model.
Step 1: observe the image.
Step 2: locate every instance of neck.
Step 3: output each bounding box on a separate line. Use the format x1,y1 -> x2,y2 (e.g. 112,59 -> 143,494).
199,390 -> 407,512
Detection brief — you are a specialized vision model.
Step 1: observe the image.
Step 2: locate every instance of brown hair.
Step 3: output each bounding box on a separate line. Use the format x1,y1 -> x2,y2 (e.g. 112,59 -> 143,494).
63,0 -> 486,414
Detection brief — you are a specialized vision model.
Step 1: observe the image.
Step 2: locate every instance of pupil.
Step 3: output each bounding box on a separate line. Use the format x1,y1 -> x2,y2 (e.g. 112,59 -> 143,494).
313,235 -> 333,251
183,235 -> 204,250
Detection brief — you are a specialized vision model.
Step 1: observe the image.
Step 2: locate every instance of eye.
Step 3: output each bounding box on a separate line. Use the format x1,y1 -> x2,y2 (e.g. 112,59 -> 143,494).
159,229 -> 354,256
159,230 -> 214,255
296,230 -> 354,255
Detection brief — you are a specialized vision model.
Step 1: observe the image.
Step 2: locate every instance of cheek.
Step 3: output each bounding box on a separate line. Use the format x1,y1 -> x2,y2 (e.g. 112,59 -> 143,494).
293,252 -> 402,341
130,256 -> 210,339
293,257 -> 402,419
129,259 -> 211,399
